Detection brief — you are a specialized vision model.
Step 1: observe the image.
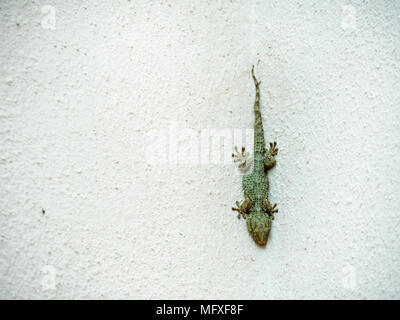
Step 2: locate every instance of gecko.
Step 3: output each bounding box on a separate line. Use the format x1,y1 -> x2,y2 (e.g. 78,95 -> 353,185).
232,66 -> 278,246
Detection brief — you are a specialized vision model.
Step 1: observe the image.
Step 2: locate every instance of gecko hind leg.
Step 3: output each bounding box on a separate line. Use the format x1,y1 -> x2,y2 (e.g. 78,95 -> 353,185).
232,197 -> 251,219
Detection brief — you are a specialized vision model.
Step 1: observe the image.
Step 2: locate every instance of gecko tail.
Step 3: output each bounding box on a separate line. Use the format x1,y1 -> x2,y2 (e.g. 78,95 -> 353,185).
252,65 -> 265,156
252,66 -> 261,113
251,65 -> 261,87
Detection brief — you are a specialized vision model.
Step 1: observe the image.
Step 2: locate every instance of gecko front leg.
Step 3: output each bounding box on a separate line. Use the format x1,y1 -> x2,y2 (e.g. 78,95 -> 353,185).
263,198 -> 278,220
232,197 -> 252,219
264,141 -> 278,170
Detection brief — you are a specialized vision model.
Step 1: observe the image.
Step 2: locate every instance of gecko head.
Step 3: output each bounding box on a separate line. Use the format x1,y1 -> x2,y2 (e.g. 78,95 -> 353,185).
247,210 -> 272,246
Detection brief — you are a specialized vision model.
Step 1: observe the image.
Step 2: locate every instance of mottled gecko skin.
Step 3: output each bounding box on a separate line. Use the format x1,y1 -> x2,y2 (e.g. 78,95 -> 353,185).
232,66 -> 278,246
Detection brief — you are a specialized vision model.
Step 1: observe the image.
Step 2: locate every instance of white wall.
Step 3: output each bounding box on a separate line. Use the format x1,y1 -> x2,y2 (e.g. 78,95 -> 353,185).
1,0 -> 399,299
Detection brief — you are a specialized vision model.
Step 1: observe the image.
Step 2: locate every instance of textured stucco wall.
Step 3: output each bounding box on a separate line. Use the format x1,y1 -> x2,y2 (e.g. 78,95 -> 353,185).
1,0 -> 399,299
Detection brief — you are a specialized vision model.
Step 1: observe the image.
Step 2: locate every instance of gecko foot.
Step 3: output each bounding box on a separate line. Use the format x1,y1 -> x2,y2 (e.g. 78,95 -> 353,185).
232,146 -> 250,169
269,141 -> 278,157
264,141 -> 278,170
266,203 -> 278,220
